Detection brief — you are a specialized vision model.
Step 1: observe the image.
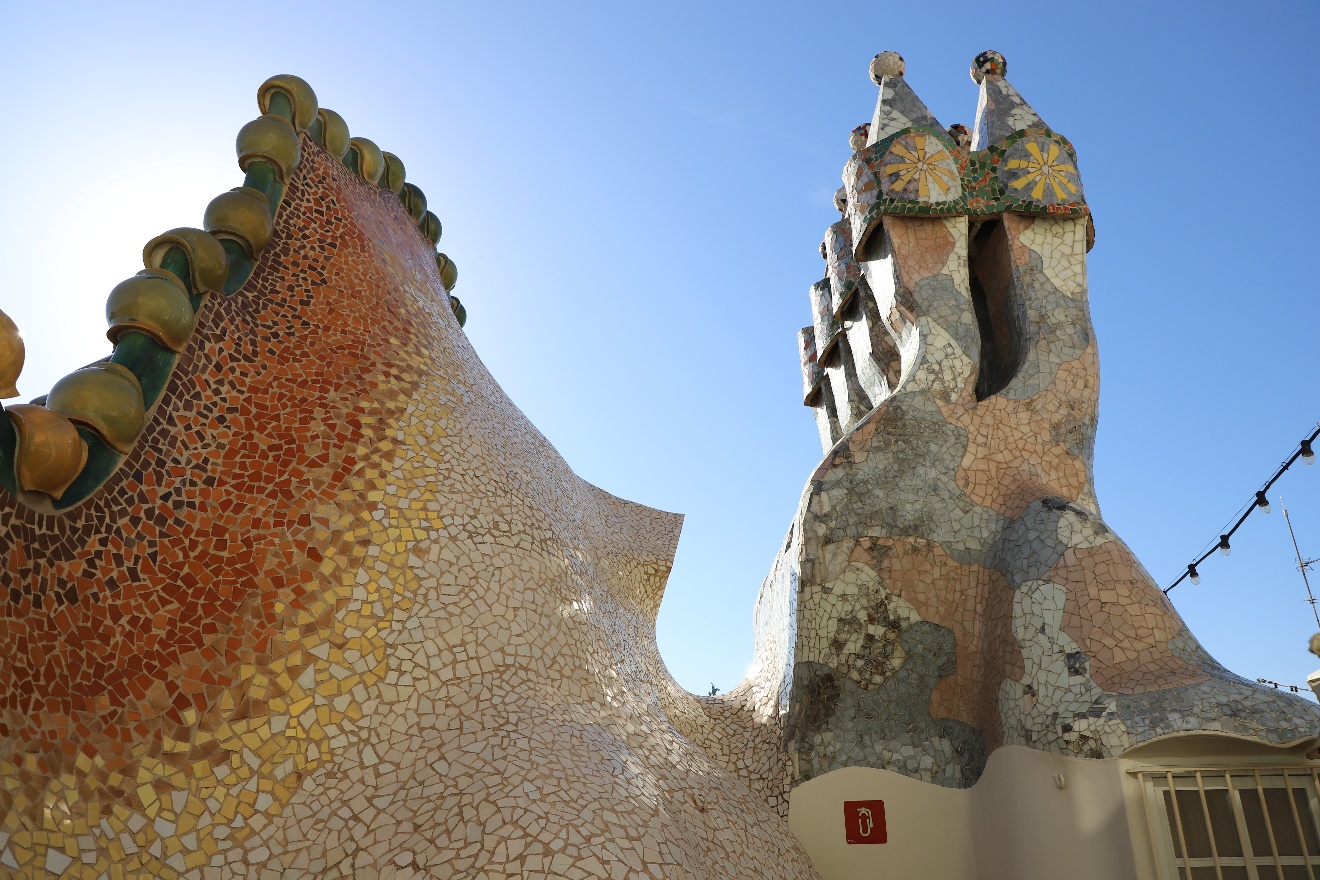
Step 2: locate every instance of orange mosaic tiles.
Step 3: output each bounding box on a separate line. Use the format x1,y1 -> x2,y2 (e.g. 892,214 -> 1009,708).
3,49 -> 1320,879
785,51 -> 1319,788
0,135 -> 818,878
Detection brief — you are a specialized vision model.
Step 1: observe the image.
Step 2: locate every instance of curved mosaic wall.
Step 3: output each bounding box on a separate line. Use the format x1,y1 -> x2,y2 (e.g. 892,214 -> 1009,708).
785,50 -> 1320,788
0,79 -> 814,878
0,51 -> 1316,880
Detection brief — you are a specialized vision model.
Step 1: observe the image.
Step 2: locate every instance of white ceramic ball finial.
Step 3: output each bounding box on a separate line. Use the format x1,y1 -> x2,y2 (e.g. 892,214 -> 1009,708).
833,187 -> 847,213
869,51 -> 905,85
946,124 -> 971,151
970,50 -> 1008,85
849,123 -> 871,152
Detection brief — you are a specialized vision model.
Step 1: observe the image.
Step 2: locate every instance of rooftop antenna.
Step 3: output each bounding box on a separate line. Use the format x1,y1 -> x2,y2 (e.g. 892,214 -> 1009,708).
1281,498 -> 1320,629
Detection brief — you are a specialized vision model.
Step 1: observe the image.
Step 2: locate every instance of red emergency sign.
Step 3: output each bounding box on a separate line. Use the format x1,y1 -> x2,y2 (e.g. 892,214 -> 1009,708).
843,800 -> 887,844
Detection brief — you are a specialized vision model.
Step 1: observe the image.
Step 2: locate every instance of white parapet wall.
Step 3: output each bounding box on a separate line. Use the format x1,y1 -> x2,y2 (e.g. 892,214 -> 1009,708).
788,745 -> 1159,880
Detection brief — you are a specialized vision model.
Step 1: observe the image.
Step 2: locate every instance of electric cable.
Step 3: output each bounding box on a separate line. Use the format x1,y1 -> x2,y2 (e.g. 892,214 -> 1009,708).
1165,422 -> 1319,595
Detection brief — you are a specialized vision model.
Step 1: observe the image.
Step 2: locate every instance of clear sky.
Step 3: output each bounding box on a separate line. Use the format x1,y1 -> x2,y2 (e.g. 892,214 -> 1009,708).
1,1 -> 1317,699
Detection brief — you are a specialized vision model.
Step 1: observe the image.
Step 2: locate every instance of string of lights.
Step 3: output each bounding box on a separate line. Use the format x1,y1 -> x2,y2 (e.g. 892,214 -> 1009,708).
1255,677 -> 1306,695
1164,423 -> 1319,595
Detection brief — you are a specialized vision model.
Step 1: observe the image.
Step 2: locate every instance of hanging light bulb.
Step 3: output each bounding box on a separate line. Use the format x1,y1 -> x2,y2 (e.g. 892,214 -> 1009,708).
1218,535 -> 1231,556
1303,439 -> 1316,466
1188,564 -> 1201,585
1256,491 -> 1272,514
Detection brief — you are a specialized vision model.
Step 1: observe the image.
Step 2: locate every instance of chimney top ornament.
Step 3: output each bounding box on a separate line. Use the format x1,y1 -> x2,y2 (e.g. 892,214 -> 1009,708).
970,50 -> 1007,84
849,123 -> 871,152
869,51 -> 906,85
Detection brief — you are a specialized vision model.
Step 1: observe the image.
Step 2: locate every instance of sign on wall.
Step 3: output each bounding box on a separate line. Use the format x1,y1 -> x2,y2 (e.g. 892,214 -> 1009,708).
843,800 -> 887,845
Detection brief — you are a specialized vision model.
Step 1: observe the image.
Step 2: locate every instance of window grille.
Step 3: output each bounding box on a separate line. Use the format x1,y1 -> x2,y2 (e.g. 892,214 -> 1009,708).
1138,767 -> 1320,880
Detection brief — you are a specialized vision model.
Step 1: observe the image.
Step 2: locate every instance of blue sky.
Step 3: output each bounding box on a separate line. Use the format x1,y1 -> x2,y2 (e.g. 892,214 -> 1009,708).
1,1 -> 1317,698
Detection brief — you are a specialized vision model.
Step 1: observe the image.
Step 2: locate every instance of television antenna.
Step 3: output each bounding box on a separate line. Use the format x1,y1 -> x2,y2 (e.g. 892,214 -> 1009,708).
1281,499 -> 1320,629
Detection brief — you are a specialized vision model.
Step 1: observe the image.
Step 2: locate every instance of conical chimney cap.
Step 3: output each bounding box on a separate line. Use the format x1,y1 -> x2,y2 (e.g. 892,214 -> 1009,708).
970,50 -> 1048,150
865,52 -> 942,146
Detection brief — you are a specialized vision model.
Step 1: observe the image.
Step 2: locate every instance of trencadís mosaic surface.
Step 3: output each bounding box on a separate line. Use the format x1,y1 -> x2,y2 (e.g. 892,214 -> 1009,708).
787,50 -> 1318,787
0,51 -> 1315,880
0,77 -> 813,879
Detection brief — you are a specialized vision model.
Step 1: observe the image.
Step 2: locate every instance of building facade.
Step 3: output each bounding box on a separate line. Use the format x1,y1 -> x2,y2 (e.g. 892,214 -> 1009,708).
0,53 -> 1315,880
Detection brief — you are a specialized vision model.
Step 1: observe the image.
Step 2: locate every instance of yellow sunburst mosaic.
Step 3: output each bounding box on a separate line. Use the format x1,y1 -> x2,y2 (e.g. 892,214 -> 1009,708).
4,49 -> 1320,880
880,132 -> 959,201
1003,137 -> 1080,203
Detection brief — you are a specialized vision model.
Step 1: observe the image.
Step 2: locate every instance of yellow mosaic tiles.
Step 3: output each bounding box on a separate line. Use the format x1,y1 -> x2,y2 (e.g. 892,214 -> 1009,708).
5,51 -> 1320,880
0,99 -> 819,878
785,50 -> 1318,791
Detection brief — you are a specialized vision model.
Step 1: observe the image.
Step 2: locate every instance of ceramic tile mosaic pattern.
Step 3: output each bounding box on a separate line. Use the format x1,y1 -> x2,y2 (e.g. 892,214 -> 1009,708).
786,52 -> 1320,787
0,125 -> 817,877
1,51 -> 1317,880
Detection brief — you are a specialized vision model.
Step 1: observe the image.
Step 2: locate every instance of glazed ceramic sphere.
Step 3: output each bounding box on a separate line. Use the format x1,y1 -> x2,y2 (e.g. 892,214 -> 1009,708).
869,51 -> 905,84
970,50 -> 1007,84
833,187 -> 847,213
946,124 -> 971,150
849,123 -> 871,152
0,307 -> 23,399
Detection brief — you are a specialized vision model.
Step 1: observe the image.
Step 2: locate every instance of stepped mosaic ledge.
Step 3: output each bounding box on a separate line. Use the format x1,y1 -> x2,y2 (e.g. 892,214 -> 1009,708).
0,53 -> 1316,880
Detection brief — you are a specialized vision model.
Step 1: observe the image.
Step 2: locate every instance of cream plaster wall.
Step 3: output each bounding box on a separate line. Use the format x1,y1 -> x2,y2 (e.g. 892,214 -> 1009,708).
788,746 -> 1159,880
789,764 -> 976,879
